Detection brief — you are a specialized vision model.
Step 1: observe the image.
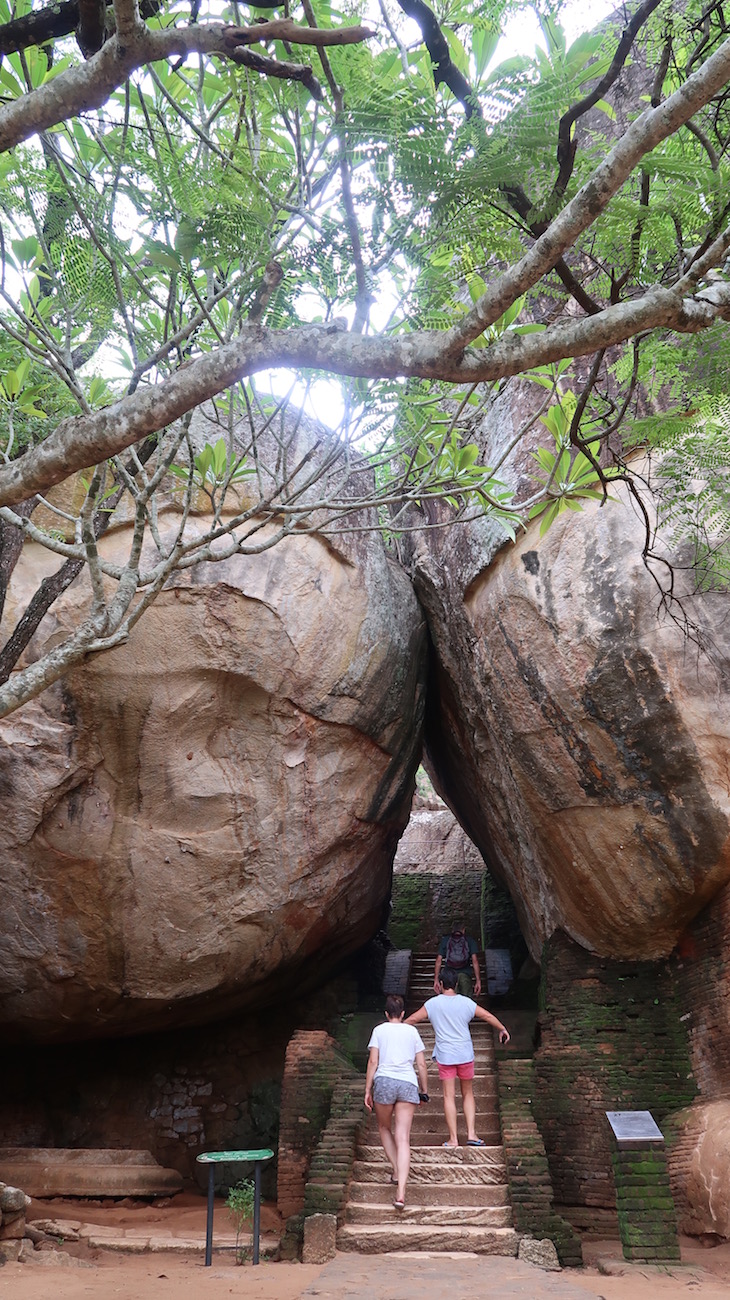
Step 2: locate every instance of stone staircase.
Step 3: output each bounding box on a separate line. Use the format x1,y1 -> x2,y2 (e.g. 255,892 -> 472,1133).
406,949 -> 488,1012
336,953 -> 518,1255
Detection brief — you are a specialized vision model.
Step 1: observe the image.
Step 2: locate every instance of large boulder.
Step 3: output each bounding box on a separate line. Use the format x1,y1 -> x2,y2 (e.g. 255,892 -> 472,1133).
0,504 -> 425,1042
410,481 -> 730,960
667,1101 -> 730,1239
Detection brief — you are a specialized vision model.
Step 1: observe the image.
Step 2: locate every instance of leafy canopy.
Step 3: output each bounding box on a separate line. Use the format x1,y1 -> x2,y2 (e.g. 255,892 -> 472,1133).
0,0 -> 729,711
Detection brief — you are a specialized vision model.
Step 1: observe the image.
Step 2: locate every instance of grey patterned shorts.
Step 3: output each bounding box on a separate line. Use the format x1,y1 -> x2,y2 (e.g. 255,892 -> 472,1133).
372,1076 -> 420,1105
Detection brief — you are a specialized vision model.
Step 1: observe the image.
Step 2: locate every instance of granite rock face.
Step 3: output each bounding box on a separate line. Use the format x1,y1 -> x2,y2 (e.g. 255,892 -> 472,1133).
667,1101 -> 730,1239
393,805 -> 484,877
0,508 -> 425,1043
410,483 -> 730,960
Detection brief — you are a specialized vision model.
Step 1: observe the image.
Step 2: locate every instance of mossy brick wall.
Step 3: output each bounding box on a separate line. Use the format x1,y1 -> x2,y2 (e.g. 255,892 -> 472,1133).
481,872 -> 529,976
277,1030 -> 358,1219
498,1057 -> 582,1266
303,1075 -> 364,1218
533,932 -> 696,1215
611,1146 -> 680,1262
675,878 -> 730,1098
388,870 -> 483,950
280,1069 -> 363,1260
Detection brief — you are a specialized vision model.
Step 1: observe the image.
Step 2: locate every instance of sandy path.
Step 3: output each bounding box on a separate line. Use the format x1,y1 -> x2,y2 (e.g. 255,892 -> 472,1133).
2,1195 -> 730,1299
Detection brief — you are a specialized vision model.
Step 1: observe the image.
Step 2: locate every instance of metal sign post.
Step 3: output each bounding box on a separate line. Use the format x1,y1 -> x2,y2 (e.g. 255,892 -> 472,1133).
196,1148 -> 275,1267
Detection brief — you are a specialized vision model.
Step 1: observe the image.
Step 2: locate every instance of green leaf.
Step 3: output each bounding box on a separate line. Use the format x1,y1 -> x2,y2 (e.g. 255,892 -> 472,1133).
2,370 -> 20,399
473,27 -> 500,80
11,236 -> 39,266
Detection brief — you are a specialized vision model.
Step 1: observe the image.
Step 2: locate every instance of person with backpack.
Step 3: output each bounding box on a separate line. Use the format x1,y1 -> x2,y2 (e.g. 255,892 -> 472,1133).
434,920 -> 481,998
407,967 -> 510,1148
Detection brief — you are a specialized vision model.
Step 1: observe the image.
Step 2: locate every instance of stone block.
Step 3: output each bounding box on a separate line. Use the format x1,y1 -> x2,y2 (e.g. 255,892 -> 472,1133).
302,1213 -> 337,1264
518,1236 -> 561,1271
0,1216 -> 25,1240
0,1183 -> 29,1213
0,1239 -> 21,1262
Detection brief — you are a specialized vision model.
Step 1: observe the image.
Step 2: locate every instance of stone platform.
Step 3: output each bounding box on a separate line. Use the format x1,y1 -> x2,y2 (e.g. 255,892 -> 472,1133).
0,1149 -> 183,1198
27,1216 -> 278,1255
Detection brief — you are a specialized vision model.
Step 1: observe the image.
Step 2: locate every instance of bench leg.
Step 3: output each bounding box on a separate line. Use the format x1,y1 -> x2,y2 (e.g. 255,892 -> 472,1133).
253,1161 -> 261,1265
205,1164 -> 214,1266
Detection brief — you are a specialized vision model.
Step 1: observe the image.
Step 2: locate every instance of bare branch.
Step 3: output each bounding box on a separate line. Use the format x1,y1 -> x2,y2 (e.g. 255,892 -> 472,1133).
224,19 -> 375,49
76,0 -> 108,57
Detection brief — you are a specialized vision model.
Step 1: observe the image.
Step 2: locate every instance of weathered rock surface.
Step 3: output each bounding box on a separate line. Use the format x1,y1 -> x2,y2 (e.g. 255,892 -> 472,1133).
0,503 -> 425,1042
667,1101 -> 730,1238
393,805 -> 484,876
410,482 -> 730,959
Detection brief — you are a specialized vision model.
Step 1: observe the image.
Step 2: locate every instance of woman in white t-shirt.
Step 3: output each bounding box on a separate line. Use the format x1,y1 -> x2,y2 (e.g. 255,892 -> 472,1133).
364,994 -> 428,1209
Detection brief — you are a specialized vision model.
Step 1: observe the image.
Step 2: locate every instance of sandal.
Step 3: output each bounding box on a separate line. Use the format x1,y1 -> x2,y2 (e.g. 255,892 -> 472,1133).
466,1138 -> 485,1147
393,1199 -> 405,1210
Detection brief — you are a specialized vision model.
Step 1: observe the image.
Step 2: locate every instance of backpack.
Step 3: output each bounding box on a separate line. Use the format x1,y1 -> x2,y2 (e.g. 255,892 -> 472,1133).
444,932 -> 470,968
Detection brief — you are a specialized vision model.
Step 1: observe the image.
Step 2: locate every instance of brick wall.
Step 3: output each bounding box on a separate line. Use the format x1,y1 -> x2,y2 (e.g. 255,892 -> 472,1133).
389,870 -> 484,950
277,1031 -> 358,1219
498,1057 -> 582,1266
675,878 -> 730,1098
533,932 -> 696,1218
611,1145 -> 680,1261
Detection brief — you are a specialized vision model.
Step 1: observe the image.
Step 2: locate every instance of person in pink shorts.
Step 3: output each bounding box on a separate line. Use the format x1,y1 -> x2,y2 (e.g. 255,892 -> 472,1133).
406,967 -> 510,1148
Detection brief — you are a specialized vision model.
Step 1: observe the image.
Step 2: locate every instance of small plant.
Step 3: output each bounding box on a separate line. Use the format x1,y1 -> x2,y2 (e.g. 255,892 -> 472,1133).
226,1178 -> 255,1264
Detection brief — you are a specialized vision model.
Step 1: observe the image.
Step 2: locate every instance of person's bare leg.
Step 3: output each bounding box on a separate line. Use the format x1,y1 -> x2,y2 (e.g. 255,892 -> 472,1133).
393,1101 -> 415,1203
374,1101 -> 398,1179
461,1077 -> 478,1142
441,1077 -> 459,1146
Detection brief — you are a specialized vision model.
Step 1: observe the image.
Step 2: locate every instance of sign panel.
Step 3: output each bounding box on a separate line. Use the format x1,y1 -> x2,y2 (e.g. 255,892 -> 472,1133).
196,1149 -> 274,1163
605,1111 -> 664,1144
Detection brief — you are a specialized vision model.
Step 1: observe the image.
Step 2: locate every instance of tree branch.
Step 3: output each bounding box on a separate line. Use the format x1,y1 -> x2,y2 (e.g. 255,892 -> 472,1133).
2,279 -> 730,509
0,0 -> 158,57
442,31 -> 730,355
394,0 -> 481,119
76,0 -> 107,57
0,18 -> 375,152
552,0 -> 663,199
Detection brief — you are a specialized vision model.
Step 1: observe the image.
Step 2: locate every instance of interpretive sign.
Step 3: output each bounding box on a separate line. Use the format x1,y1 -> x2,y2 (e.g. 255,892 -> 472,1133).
196,1148 -> 274,1267
605,1110 -> 664,1146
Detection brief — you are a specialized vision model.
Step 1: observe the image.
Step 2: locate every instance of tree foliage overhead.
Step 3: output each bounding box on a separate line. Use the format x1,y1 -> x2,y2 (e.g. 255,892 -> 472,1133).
0,0 -> 729,714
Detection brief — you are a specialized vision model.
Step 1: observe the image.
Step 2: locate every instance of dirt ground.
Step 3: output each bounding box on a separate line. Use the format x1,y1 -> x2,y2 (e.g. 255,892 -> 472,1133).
1,1194 -> 730,1299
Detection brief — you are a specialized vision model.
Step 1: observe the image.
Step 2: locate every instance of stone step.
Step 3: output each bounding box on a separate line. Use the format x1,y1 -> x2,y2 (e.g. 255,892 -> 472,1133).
348,1181 -> 510,1206
367,1101 -> 498,1117
336,1223 -> 519,1255
356,1146 -> 506,1173
352,1160 -> 507,1187
344,1202 -> 513,1227
408,1119 -> 501,1136
388,1131 -> 501,1147
409,1113 -> 499,1128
